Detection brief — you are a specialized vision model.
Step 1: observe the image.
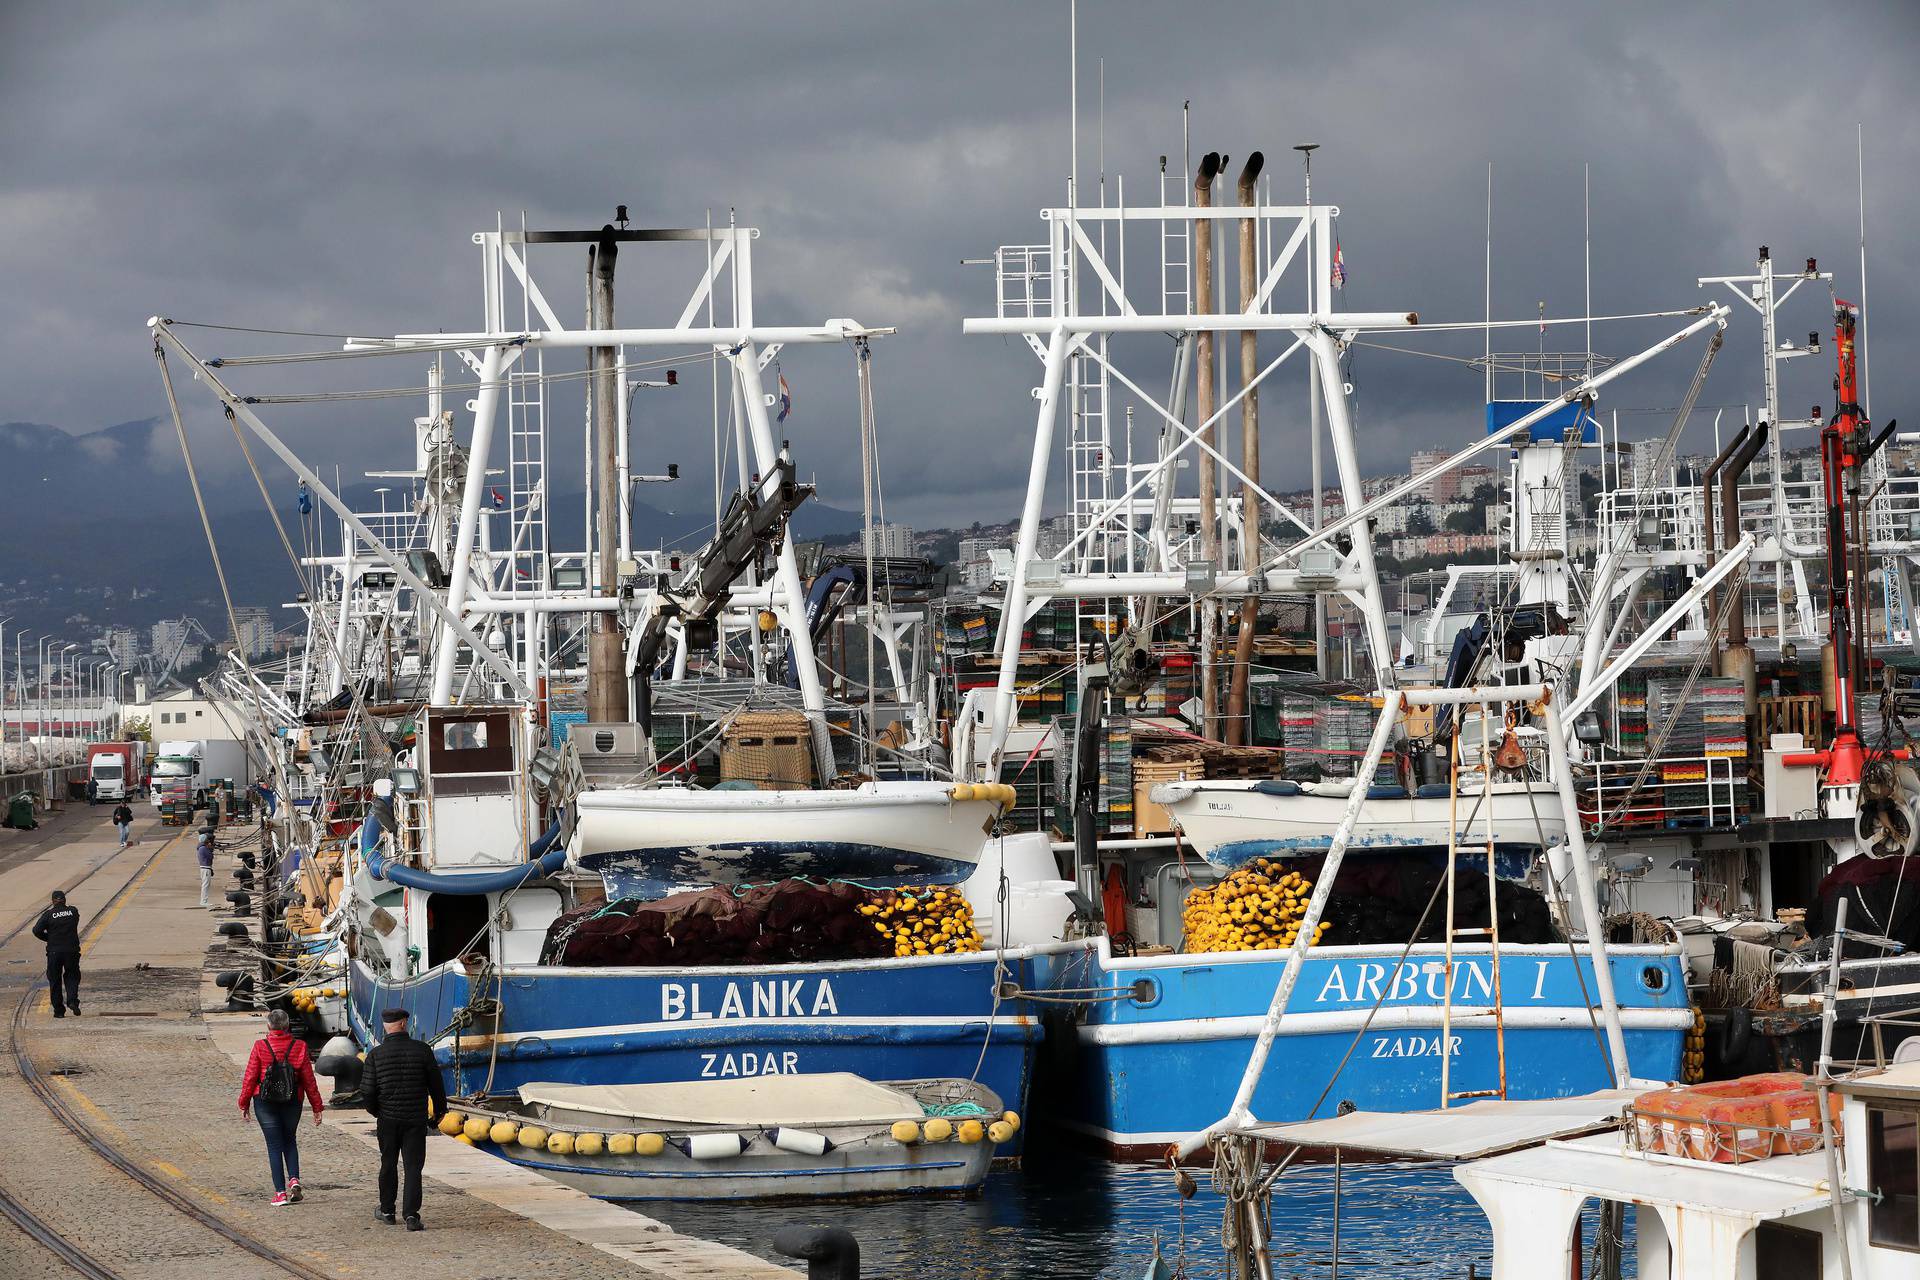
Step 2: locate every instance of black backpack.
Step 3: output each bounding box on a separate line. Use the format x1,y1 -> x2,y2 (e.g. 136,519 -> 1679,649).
259,1039 -> 298,1105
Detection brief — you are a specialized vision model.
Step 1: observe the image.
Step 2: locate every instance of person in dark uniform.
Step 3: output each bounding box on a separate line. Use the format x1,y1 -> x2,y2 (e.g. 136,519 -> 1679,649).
31,890 -> 82,1017
359,1009 -> 446,1230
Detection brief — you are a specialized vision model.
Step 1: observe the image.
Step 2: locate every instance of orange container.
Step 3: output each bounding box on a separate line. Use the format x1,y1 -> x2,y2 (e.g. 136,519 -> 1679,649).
1631,1074 -> 1829,1163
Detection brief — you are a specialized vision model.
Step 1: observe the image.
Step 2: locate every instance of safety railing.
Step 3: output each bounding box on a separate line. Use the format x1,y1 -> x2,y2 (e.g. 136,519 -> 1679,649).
1599,474 -> 1920,560
1571,752 -> 1745,833
994,244 -> 1055,319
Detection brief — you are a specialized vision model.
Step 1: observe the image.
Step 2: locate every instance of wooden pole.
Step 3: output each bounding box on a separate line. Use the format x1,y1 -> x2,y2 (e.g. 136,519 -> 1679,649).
1225,152 -> 1265,744
1193,152 -> 1221,739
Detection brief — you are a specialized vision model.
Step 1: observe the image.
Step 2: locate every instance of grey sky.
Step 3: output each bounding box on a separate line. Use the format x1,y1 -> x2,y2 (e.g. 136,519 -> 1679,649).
2,1 -> 1914,532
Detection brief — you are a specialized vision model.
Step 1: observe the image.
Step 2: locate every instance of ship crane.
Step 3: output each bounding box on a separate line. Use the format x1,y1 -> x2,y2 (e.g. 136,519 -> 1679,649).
1784,301 -> 1911,856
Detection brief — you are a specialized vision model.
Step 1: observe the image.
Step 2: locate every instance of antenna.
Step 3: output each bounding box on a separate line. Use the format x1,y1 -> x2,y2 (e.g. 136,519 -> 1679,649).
1858,122 -> 1871,417
1068,0 -> 1078,214
1182,99 -> 1191,202
1584,162 -> 1593,379
1484,163 -> 1493,404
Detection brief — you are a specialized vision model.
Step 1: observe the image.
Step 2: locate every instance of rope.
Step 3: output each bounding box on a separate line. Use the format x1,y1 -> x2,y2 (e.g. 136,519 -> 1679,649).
153,345 -> 291,810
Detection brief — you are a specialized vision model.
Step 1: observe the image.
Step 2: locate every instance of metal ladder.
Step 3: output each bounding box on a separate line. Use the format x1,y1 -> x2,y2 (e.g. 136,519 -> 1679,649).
1159,163 -> 1190,315
1440,706 -> 1510,1107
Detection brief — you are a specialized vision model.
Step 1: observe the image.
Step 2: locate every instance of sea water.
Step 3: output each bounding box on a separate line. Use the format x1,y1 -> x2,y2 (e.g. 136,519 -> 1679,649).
638,1135 -> 1635,1278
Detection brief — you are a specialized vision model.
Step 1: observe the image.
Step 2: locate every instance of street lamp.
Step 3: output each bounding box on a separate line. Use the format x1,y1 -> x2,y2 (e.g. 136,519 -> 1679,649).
79,659 -> 106,744
57,644 -> 76,764
0,616 -> 11,768
36,638 -> 55,765
13,630 -> 33,770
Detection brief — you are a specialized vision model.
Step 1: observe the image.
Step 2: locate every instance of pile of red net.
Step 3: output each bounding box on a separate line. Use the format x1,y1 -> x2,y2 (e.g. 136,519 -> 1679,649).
542,878 -> 894,967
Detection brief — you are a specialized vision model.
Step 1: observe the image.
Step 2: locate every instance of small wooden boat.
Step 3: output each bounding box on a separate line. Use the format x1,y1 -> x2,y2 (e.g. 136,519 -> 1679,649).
442,1072 -> 1017,1201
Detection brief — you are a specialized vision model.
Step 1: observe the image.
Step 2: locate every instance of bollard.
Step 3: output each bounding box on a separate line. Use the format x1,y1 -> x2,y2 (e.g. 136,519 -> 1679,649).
772,1226 -> 859,1280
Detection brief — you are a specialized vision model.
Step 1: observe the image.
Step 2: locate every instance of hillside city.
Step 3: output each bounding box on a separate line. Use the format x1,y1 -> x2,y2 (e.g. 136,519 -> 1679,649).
0,434 -> 1893,727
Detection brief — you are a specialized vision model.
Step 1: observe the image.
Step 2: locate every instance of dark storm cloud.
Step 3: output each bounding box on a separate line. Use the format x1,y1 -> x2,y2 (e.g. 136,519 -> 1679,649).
2,1 -> 1914,530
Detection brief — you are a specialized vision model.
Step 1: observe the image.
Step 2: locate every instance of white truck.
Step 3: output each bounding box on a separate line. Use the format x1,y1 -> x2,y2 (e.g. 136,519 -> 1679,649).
150,740 -> 202,811
150,738 -> 254,812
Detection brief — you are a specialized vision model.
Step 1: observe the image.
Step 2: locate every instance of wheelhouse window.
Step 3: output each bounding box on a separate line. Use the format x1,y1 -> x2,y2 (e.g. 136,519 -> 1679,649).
431,713 -> 513,776
444,721 -> 488,751
1870,1106 -> 1920,1251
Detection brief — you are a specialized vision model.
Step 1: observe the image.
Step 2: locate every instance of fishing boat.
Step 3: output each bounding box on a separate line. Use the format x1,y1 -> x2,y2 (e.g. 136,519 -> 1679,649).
943,149 -> 1720,1155
151,211 -> 1075,1168
571,779 -> 1005,894
1151,774 -> 1566,869
440,1073 -> 1014,1201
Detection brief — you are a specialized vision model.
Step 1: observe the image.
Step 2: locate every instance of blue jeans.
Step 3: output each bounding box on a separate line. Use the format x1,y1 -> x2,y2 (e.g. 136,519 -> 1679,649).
116,821 -> 130,847
254,1100 -> 303,1192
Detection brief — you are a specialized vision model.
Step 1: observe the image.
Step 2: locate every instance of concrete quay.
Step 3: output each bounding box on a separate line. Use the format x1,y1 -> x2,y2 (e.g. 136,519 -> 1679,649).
0,805 -> 798,1279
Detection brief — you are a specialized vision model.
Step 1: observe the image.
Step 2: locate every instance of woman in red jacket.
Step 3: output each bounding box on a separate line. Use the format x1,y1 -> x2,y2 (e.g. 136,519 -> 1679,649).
238,1008 -> 324,1206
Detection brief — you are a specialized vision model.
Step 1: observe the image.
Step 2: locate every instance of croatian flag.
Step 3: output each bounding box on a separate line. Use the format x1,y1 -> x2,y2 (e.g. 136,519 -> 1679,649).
1330,241 -> 1347,290
777,373 -> 792,423
491,487 -> 506,509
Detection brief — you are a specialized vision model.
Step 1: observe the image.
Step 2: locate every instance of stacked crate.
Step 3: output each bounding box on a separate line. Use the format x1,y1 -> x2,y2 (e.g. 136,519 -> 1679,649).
1279,693 -> 1323,780
1050,715 -> 1134,838
1701,679 -> 1750,823
1611,670 -> 1650,756
1648,676 -> 1748,826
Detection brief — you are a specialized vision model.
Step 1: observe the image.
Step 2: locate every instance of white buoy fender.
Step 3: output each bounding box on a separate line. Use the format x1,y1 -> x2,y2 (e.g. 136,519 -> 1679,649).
314,1034 -> 361,1078
686,1132 -> 745,1160
771,1127 -> 830,1157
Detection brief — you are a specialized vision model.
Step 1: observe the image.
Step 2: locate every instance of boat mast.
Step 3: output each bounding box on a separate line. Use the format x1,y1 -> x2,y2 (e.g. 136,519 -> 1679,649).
588,226 -> 630,723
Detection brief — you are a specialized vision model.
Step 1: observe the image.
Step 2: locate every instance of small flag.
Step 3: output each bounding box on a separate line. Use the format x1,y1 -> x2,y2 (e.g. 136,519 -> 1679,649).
1539,302 -> 1547,335
297,481 -> 312,515
491,487 -> 506,509
776,372 -> 792,423
1330,241 -> 1347,290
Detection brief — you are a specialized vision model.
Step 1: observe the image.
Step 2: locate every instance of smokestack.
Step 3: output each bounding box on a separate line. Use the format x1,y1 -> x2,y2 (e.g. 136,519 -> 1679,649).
1719,422 -> 1769,709
1699,424 -> 1748,646
1193,152 -> 1222,740
1224,152 -> 1265,745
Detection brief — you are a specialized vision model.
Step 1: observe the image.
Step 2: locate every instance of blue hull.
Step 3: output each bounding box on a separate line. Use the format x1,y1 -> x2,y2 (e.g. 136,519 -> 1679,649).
348,950 -> 1045,1150
1034,941 -> 1689,1155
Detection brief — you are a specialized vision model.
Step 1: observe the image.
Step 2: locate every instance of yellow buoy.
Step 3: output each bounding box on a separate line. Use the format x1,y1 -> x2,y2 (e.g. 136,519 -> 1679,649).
456,1133 -> 475,1146
950,783 -> 975,802
1002,1110 -> 1021,1132
574,1133 -> 605,1157
517,1125 -> 549,1150
546,1131 -> 575,1155
634,1132 -> 666,1157
987,1120 -> 1015,1144
464,1116 -> 493,1142
438,1111 -> 466,1136
922,1117 -> 953,1143
957,1119 -> 985,1144
757,610 -> 779,633
606,1132 -> 637,1156
488,1121 -> 520,1145
890,1120 -> 921,1144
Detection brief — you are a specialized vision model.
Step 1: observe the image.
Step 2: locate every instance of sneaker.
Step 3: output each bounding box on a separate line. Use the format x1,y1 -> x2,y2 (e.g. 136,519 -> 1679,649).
375,1209 -> 396,1225
51,1011 -> 64,1019
404,1215 -> 423,1232
287,1179 -> 302,1203
271,1192 -> 290,1208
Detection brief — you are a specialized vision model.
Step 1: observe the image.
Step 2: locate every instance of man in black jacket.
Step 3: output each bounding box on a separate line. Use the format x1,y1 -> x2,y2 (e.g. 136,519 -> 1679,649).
31,891 -> 82,1017
360,1009 -> 446,1230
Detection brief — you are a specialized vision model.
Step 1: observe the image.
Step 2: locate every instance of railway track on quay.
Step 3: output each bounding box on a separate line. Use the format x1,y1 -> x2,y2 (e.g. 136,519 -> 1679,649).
0,826 -> 335,1280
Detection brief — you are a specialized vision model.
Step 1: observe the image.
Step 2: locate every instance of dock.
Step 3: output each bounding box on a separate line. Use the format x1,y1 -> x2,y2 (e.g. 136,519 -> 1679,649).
0,804 -> 799,1280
